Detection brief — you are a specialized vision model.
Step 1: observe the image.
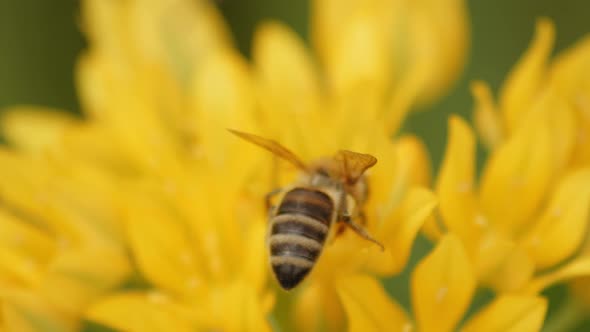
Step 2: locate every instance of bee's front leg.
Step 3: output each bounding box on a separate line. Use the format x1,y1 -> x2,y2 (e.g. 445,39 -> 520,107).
338,204 -> 384,251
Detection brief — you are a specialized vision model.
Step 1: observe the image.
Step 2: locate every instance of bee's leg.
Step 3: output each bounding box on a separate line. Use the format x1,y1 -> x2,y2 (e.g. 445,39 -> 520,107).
265,188 -> 282,218
339,214 -> 384,251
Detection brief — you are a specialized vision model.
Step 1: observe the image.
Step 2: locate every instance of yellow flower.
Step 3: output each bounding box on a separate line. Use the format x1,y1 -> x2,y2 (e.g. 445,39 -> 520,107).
473,18 -> 590,171
339,233 -> 548,332
467,18 -> 590,314
0,109 -> 131,331
1,1 -> 272,331
0,0 -> 469,331
431,114 -> 590,294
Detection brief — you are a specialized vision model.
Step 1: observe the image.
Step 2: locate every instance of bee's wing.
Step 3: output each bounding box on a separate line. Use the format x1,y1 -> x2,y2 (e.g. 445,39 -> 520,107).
335,150 -> 377,184
228,129 -> 309,172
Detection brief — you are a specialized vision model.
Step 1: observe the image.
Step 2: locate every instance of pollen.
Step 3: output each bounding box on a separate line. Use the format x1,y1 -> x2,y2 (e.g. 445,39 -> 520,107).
474,214 -> 488,228
456,182 -> 472,193
436,286 -> 448,303
147,291 -> 170,304
402,323 -> 414,332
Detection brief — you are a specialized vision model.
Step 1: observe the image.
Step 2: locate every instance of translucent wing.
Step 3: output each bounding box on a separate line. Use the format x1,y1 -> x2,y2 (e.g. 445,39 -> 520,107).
228,129 -> 309,172
335,150 -> 377,184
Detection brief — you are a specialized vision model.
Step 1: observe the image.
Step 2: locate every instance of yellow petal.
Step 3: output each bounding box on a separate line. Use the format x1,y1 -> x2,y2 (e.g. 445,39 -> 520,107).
86,292 -> 194,332
337,274 -> 412,332
523,168 -> 590,269
0,288 -> 75,332
190,48 -> 257,166
393,135 -> 432,188
80,0 -> 129,63
499,18 -> 554,133
211,281 -> 273,332
126,190 -> 203,295
526,257 -> 590,294
481,240 -> 535,292
81,0 -> 231,73
478,109 -> 553,235
253,21 -> 320,117
401,0 -> 470,104
436,116 -> 478,242
126,0 -> 232,77
461,295 -> 547,332
471,81 -> 504,149
372,135 -> 432,212
0,246 -> 43,287
375,187 -> 437,275
548,33 -> 590,108
38,247 -> 131,316
241,221 -> 269,293
294,281 -> 345,332
0,209 -> 54,264
526,89 -> 577,174
412,234 -> 475,332
77,58 -> 184,173
0,107 -> 78,153
326,14 -> 391,98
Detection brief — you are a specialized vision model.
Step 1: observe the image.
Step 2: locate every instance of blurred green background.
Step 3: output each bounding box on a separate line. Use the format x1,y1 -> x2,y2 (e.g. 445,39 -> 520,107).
1,0 -> 589,330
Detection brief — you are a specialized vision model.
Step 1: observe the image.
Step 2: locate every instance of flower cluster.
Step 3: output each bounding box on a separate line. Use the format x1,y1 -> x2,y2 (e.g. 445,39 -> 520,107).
0,0 -> 589,331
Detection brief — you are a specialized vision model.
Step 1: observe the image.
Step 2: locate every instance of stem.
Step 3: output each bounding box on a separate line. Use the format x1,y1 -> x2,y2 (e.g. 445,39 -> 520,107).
543,300 -> 586,332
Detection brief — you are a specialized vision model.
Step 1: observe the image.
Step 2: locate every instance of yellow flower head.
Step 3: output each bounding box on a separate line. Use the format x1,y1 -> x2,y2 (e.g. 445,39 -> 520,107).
466,18 -> 590,311
432,114 -> 590,294
473,18 -> 590,171
0,0 -> 469,331
0,109 -> 131,330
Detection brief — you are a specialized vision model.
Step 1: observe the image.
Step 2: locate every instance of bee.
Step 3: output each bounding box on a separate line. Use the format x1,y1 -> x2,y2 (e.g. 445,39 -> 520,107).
229,129 -> 384,290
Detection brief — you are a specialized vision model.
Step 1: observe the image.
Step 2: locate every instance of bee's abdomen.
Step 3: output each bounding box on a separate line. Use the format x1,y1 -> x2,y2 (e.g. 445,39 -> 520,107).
276,188 -> 333,224
270,188 -> 334,290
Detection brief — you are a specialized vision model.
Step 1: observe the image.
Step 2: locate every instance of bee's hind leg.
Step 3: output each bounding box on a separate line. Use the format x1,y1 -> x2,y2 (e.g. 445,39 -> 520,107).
339,213 -> 384,251
265,188 -> 282,218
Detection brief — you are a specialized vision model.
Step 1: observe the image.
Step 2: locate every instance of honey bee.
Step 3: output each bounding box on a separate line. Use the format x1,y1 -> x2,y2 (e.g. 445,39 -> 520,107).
229,129 -> 384,290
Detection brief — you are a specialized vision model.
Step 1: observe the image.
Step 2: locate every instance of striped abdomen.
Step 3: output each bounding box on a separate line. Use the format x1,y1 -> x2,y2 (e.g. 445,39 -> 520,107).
270,187 -> 334,290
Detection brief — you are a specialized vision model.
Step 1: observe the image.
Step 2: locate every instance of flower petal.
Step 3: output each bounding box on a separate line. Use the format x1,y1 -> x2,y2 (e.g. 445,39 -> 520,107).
499,18 -> 554,133
253,21 -> 320,118
526,257 -> 590,294
0,209 -> 54,265
312,1 -> 391,97
81,0 -> 230,74
125,190 -> 203,295
436,116 -> 478,242
372,135 -> 432,212
523,168 -> 590,269
86,292 -> 194,332
211,281 -> 273,332
0,289 -> 75,332
461,295 -> 547,332
480,240 -> 535,292
0,107 -> 78,154
478,108 -> 553,234
337,274 -> 411,332
241,221 -> 269,293
530,90 -> 577,174
375,187 -> 437,275
190,48 -> 258,167
471,81 -> 504,149
37,247 -> 131,316
401,0 -> 470,104
294,281 -> 344,332
412,234 -> 475,332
